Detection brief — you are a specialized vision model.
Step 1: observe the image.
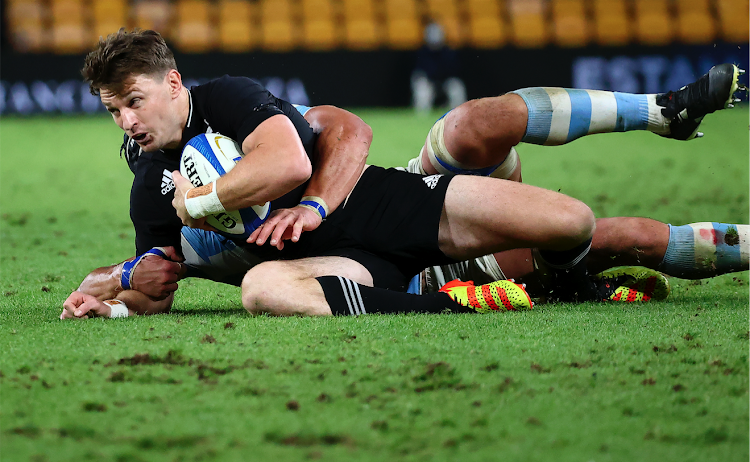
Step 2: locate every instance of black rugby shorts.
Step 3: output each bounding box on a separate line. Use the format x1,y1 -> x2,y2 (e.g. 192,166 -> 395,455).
284,166 -> 461,290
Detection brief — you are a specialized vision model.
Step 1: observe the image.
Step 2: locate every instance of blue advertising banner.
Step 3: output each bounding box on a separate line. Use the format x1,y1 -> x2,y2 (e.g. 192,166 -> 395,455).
1,44 -> 746,114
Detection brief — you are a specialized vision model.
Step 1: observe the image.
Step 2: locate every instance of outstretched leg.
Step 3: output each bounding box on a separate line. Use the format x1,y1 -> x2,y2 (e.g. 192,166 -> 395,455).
410,63 -> 746,179
470,219 -> 749,291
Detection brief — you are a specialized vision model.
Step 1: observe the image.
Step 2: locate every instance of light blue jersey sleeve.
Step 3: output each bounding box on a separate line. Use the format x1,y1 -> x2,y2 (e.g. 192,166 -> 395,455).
407,274 -> 422,295
293,104 -> 312,117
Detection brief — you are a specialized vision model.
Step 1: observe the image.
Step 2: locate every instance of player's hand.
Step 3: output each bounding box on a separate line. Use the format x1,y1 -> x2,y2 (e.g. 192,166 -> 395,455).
171,171 -> 214,231
131,246 -> 187,300
60,291 -> 111,320
246,206 -> 323,250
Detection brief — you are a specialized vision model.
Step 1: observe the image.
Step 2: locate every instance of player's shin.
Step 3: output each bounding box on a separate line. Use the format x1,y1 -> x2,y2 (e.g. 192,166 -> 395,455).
315,276 -> 470,315
658,223 -> 749,278
512,88 -> 669,145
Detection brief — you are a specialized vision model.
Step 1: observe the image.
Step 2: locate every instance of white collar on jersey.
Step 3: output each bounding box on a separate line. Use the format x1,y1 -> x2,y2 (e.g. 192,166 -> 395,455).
185,88 -> 194,128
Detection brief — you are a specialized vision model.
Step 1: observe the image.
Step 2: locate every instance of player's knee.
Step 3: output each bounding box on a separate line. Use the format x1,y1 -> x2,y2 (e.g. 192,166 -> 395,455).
558,199 -> 596,244
241,261 -> 288,315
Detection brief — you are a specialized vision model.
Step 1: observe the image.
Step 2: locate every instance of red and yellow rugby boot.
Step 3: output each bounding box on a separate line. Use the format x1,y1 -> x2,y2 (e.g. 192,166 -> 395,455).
593,266 -> 670,302
439,279 -> 534,312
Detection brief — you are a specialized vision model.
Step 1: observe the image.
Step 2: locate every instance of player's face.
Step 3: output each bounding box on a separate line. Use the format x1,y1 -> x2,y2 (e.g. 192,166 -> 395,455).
100,72 -> 185,152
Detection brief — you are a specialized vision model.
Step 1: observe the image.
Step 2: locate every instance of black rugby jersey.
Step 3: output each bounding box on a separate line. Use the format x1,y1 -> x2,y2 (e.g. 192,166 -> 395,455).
122,75 -> 316,255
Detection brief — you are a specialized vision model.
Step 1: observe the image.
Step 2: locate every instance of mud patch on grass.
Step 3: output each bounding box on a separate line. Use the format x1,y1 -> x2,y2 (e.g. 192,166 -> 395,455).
497,377 -> 519,393
530,363 -> 550,373
114,350 -> 188,366
482,362 -> 499,372
286,400 -> 300,411
135,435 -> 207,450
652,344 -> 677,354
569,360 -> 592,369
412,362 -> 461,392
196,364 -> 233,381
107,370 -> 182,385
56,426 -> 96,440
265,432 -> 354,447
526,417 -> 543,427
3,213 -> 30,226
371,420 -> 388,431
82,402 -> 107,412
8,425 -> 41,438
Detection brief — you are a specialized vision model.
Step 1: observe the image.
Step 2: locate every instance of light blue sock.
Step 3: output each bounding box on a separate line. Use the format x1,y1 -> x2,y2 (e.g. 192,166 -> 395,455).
658,223 -> 749,279
512,88 -> 669,145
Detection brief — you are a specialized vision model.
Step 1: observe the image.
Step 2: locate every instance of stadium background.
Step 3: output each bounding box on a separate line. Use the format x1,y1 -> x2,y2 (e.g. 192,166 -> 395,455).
1,0 -> 748,112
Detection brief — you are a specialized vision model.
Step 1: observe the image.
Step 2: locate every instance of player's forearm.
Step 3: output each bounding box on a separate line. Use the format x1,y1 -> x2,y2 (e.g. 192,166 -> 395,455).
210,146 -> 311,210
304,106 -> 372,213
115,290 -> 174,316
198,114 -> 312,210
77,263 -> 126,300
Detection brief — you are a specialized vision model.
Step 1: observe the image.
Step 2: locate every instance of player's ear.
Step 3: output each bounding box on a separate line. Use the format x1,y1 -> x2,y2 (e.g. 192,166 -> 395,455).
166,69 -> 182,98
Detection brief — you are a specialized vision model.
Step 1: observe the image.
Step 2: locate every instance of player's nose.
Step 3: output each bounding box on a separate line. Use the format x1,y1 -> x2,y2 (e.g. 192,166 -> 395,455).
120,108 -> 138,131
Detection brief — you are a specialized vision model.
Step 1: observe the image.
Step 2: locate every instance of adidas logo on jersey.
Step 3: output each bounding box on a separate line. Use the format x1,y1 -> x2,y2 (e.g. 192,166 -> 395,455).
422,174 -> 442,189
161,169 -> 175,195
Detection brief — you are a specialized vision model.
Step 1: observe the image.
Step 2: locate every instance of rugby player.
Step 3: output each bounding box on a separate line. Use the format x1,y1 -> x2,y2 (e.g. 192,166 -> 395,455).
61,28 -> 624,319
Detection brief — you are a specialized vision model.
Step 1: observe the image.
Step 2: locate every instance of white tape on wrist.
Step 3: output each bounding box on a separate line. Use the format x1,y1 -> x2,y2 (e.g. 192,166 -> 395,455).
185,182 -> 225,219
103,299 -> 129,318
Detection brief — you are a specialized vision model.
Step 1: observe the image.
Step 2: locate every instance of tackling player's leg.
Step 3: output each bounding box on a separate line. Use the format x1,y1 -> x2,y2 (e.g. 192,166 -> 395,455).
410,63 -> 746,179
422,218 -> 749,301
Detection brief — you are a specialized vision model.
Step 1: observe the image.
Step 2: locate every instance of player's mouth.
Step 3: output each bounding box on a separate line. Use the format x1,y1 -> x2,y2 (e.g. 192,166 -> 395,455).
132,132 -> 149,144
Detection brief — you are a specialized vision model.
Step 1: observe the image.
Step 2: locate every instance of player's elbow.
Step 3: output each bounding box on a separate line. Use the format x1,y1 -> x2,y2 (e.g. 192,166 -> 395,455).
349,117 -> 373,153
287,154 -> 312,187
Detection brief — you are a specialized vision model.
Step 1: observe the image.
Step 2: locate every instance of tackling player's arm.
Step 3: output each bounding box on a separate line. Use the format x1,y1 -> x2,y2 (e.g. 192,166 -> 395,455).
248,105 -> 373,248
72,246 -> 185,302
61,290 -> 175,319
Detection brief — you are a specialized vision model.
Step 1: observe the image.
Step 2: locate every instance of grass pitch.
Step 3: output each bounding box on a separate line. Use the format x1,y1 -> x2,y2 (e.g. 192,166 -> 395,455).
1,108 -> 748,462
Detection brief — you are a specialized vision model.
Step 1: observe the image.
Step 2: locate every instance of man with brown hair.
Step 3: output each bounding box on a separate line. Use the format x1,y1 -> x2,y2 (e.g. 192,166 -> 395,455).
63,28 -> 632,319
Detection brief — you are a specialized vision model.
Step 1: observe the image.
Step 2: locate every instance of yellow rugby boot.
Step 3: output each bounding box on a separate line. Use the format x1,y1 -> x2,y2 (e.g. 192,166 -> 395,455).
439,279 -> 533,312
593,266 -> 670,302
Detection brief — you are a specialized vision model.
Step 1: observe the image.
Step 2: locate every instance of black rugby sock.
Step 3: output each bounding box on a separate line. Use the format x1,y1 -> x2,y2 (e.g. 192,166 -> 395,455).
537,238 -> 598,301
315,276 -> 469,315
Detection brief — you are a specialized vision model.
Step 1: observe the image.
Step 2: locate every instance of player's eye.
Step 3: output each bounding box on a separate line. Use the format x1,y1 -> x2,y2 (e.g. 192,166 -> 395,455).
129,98 -> 141,107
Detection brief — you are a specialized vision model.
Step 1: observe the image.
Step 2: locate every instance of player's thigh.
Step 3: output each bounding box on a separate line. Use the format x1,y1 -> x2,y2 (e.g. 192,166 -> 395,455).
438,175 -> 595,259
245,256 -> 374,287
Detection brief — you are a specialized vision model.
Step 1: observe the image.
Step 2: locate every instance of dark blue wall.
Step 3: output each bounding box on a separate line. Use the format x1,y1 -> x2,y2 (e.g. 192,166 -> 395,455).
1,43 -> 746,114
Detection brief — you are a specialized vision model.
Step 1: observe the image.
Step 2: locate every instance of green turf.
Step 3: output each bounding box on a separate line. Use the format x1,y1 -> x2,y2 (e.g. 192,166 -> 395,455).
1,108 -> 748,462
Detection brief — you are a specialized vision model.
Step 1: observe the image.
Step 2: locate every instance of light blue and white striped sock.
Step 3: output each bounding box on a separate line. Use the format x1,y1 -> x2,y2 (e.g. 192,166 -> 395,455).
658,223 -> 749,279
512,88 -> 670,146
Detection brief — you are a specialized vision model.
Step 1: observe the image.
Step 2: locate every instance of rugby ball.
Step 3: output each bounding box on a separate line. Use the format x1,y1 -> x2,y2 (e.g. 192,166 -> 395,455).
180,134 -> 271,240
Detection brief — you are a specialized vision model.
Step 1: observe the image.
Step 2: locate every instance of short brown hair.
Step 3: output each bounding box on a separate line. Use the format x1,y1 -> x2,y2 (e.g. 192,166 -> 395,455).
82,28 -> 177,96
